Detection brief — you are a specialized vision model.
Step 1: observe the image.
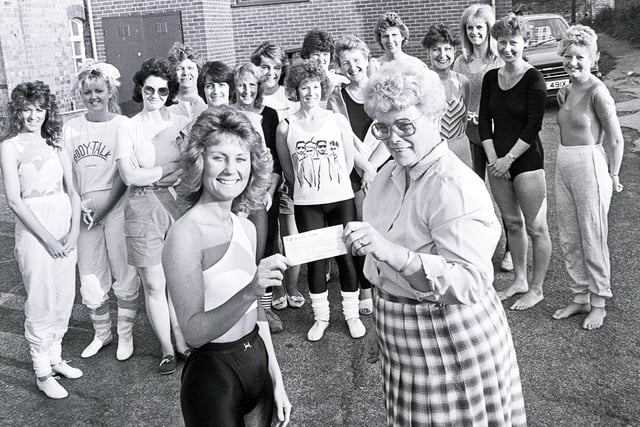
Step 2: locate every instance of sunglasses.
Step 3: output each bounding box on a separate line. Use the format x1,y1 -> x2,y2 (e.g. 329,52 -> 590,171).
371,113 -> 424,140
143,86 -> 170,97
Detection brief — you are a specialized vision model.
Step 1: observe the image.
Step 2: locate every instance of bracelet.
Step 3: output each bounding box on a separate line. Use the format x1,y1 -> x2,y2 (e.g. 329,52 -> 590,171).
506,152 -> 517,161
398,250 -> 416,274
610,173 -> 618,177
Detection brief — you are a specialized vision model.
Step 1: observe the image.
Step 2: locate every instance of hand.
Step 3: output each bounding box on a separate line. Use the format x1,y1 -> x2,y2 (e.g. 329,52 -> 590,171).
43,237 -> 68,259
255,254 -> 290,298
343,221 -> 390,262
365,327 -> 380,364
467,111 -> 479,126
59,230 -> 78,255
360,166 -> 376,195
487,157 -> 512,180
612,175 -> 623,192
264,192 -> 273,211
82,209 -> 94,228
271,381 -> 292,426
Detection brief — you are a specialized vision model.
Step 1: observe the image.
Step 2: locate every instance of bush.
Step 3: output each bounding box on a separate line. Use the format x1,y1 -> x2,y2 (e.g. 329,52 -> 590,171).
593,5 -> 640,46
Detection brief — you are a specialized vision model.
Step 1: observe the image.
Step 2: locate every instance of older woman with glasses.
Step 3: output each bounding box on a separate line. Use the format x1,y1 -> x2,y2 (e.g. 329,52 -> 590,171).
343,61 -> 526,426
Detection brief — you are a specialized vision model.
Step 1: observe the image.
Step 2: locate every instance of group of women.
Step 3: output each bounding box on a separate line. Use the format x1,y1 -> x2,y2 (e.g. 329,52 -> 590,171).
0,5 -> 623,427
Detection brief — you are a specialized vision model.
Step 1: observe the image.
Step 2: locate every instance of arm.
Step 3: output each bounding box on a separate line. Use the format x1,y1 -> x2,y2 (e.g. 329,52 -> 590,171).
91,175 -> 128,225
478,70 -> 497,161
262,108 -> 282,203
335,114 -> 355,172
58,148 -> 81,252
275,120 -> 294,185
594,86 -> 624,191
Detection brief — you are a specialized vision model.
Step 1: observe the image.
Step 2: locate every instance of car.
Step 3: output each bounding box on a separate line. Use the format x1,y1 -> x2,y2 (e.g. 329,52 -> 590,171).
521,13 -> 601,99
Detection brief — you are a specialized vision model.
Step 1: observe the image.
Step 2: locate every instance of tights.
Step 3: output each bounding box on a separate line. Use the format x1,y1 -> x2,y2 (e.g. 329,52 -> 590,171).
181,327 -> 273,427
294,199 -> 358,294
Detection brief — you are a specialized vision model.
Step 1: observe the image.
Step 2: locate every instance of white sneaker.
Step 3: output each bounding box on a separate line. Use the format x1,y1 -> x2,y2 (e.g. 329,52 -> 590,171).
346,318 -> 366,339
307,320 -> 329,342
500,251 -> 514,272
116,336 -> 134,361
51,361 -> 83,379
37,376 -> 69,399
81,334 -> 113,359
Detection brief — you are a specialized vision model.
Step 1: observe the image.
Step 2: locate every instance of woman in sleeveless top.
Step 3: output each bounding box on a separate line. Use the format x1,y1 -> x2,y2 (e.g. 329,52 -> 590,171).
369,12 -> 427,74
422,24 -> 472,167
64,61 -> 140,361
551,26 -> 624,330
276,59 -> 366,342
0,81 -> 82,399
163,106 -> 291,426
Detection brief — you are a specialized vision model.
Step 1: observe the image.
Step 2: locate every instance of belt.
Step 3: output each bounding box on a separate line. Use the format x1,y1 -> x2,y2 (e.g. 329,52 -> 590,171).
374,286 -> 443,307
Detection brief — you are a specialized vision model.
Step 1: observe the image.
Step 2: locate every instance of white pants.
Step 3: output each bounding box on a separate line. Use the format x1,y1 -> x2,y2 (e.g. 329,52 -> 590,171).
555,144 -> 613,307
14,193 -> 76,377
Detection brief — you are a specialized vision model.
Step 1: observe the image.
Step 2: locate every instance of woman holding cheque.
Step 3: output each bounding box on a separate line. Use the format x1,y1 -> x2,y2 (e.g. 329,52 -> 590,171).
342,62 -> 526,426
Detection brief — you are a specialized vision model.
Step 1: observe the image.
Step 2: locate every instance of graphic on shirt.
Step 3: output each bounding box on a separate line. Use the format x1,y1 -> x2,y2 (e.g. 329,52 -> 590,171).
292,138 -> 343,190
72,140 -> 111,164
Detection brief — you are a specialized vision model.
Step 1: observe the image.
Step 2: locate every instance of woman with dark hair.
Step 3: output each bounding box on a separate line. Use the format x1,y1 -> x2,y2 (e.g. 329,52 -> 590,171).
167,42 -> 207,122
0,81 -> 82,399
370,11 -> 426,74
164,106 -> 291,426
300,29 -> 349,93
64,61 -> 140,361
479,14 -> 551,310
115,58 -> 190,374
197,61 -> 234,109
422,24 -> 472,167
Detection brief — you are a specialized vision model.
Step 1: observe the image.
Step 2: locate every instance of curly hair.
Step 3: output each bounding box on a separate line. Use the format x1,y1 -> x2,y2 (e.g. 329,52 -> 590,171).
558,24 -> 598,59
334,34 -> 370,64
250,41 -> 289,87
364,62 -> 446,119
459,4 -> 498,61
300,29 -> 335,59
284,59 -> 331,102
373,12 -> 410,49
491,14 -> 532,41
132,58 -> 179,106
421,23 -> 460,50
167,42 -> 203,69
197,61 -> 234,105
2,81 -> 62,148
75,60 -> 121,114
180,106 -> 272,212
234,62 -> 265,110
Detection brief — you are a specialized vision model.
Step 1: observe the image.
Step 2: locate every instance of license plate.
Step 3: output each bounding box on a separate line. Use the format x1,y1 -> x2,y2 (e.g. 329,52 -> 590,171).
546,79 -> 569,90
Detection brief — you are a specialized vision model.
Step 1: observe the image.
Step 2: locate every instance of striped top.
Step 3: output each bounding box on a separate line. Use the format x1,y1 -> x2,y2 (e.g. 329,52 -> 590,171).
440,74 -> 467,141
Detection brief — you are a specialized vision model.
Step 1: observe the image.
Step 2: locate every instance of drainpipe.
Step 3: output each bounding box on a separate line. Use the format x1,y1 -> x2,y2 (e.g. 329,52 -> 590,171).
86,0 -> 98,60
491,0 -> 495,13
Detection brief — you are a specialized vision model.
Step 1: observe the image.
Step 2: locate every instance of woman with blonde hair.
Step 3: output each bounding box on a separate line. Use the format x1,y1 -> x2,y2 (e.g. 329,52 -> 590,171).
552,25 -> 624,330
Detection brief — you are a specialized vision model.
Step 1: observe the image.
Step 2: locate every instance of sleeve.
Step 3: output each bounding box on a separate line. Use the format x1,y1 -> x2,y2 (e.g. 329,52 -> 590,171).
478,70 -> 494,141
261,107 -> 282,176
412,174 -> 501,305
592,84 -> 617,121
556,86 -> 567,106
452,55 -> 464,73
115,119 -> 134,161
518,69 -> 547,144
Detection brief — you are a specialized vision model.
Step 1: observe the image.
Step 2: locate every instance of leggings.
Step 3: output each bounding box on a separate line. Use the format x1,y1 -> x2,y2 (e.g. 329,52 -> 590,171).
181,326 -> 273,427
294,199 -> 358,294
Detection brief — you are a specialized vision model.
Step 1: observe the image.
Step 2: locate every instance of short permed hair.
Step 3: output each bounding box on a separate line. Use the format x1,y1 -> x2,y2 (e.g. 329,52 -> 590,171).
373,12 -> 410,49
364,62 -> 446,119
2,81 -> 62,148
491,14 -> 532,42
459,4 -> 498,61
131,58 -> 179,106
75,60 -> 121,114
284,59 -> 332,102
421,23 -> 460,50
558,24 -> 598,59
167,42 -> 203,69
234,62 -> 265,109
334,34 -> 371,63
180,106 -> 272,212
300,29 -> 335,59
197,61 -> 234,105
250,41 -> 289,86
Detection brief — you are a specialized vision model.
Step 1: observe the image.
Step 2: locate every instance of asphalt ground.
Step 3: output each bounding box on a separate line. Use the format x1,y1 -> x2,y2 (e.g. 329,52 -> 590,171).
0,33 -> 639,426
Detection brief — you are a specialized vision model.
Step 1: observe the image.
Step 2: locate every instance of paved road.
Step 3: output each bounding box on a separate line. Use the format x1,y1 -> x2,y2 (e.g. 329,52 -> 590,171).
1,34 -> 639,427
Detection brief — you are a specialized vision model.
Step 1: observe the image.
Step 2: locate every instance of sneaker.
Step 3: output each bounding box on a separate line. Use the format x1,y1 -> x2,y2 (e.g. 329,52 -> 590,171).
359,298 -> 373,316
51,361 -> 83,379
286,293 -> 306,308
116,336 -> 134,361
271,296 -> 288,311
37,375 -> 68,399
264,307 -> 283,334
307,320 -> 329,342
177,348 -> 192,362
81,334 -> 113,359
346,318 -> 366,339
158,355 -> 177,375
500,251 -> 514,272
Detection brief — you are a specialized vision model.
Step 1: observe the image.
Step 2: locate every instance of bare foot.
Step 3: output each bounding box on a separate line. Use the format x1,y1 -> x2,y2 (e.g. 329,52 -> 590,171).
583,306 -> 606,330
552,302 -> 591,320
498,280 -> 528,301
510,289 -> 544,310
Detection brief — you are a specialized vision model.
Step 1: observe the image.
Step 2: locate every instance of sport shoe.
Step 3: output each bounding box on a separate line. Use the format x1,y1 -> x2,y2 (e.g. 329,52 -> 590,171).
271,296 -> 288,311
307,320 -> 329,342
81,334 -> 113,358
51,361 -> 83,379
346,318 -> 366,339
177,348 -> 192,362
116,336 -> 134,361
37,375 -> 68,399
500,251 -> 514,272
158,355 -> 177,375
264,307 -> 283,334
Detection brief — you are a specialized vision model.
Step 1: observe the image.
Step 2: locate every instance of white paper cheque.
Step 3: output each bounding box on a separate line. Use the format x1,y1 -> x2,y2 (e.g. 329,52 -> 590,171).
283,225 -> 348,265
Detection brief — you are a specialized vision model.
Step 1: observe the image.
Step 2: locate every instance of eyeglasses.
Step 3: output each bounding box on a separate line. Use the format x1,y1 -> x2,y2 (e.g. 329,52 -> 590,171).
143,86 -> 170,97
371,113 -> 424,140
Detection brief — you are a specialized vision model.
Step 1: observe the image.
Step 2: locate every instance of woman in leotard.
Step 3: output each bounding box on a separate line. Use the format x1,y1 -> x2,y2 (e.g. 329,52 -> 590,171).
1,81 -> 82,399
551,25 -> 624,330
163,106 -> 291,426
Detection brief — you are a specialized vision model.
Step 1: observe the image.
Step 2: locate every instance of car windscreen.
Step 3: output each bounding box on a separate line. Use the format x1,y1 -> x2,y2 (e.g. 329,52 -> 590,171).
526,18 -> 569,48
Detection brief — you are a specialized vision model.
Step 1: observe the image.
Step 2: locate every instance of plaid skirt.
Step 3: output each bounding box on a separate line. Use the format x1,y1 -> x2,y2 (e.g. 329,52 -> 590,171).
374,286 -> 526,426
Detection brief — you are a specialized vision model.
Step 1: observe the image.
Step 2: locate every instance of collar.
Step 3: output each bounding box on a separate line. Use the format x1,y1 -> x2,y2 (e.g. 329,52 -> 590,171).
390,139 -> 448,182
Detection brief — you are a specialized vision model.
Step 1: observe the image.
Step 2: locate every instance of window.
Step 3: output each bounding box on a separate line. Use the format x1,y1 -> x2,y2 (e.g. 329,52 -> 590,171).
69,18 -> 86,73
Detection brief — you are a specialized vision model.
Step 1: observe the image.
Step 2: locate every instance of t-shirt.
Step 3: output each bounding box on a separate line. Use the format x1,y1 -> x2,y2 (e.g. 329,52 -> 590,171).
262,86 -> 299,122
